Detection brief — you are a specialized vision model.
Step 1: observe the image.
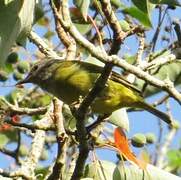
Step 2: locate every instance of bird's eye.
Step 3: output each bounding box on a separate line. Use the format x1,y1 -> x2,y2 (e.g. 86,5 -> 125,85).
32,65 -> 38,71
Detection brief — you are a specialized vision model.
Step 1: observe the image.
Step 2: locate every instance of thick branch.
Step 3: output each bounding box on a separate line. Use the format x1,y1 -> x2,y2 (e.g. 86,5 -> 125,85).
50,1 -> 76,60
100,0 -> 126,54
47,99 -> 68,180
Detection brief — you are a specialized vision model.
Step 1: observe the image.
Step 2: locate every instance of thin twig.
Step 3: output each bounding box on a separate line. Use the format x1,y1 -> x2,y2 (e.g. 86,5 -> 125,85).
0,96 -> 48,115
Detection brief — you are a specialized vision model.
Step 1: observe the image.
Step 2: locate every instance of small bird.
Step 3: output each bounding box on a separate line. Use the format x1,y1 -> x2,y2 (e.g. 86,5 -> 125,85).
16,59 -> 172,125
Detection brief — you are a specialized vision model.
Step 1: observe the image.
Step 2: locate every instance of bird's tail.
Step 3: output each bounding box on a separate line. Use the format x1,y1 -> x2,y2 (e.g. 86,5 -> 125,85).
138,101 -> 173,125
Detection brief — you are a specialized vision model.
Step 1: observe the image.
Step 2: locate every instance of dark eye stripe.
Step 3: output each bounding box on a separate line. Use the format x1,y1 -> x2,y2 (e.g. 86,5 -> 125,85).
32,65 -> 38,71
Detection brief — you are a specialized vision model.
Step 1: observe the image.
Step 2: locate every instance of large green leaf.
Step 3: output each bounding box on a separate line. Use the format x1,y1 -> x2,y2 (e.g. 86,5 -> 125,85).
73,0 -> 91,21
113,163 -> 181,180
132,0 -> 149,13
84,160 -> 116,180
167,149 -> 181,169
123,6 -> 152,28
74,23 -> 92,35
0,0 -> 35,65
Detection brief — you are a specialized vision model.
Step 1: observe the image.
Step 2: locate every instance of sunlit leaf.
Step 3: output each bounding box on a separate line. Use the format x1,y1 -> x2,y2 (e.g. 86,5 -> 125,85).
113,163 -> 181,180
73,0 -> 91,21
109,108 -> 129,131
0,134 -> 9,148
123,6 -> 152,27
74,23 -> 92,35
84,160 -> 116,180
0,0 -> 36,65
167,149 -> 181,168
132,0 -> 149,13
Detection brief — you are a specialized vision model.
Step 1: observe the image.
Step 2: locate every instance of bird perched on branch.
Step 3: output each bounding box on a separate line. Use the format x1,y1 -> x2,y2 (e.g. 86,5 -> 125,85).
16,59 -> 172,125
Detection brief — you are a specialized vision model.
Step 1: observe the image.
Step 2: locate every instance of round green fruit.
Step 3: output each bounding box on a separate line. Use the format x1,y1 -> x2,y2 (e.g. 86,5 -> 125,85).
0,70 -> 8,82
146,133 -> 156,144
172,120 -> 180,130
131,133 -> 146,148
17,61 -> 30,74
6,52 -> 19,64
19,145 -> 29,157
13,70 -> 24,81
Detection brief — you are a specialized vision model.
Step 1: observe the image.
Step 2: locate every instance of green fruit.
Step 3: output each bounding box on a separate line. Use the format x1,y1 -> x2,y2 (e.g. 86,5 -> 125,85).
146,133 -> 156,144
131,133 -> 146,148
0,70 -> 8,82
119,20 -> 130,32
17,61 -> 30,74
6,52 -> 19,64
19,145 -> 29,157
172,120 -> 180,130
13,70 -> 24,81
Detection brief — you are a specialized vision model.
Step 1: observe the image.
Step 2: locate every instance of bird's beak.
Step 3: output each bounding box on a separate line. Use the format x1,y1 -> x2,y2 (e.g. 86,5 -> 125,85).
15,75 -> 31,86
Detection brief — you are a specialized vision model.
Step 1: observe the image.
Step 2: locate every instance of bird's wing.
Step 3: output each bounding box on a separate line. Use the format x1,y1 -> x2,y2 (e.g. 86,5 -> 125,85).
110,71 -> 142,95
72,60 -> 142,95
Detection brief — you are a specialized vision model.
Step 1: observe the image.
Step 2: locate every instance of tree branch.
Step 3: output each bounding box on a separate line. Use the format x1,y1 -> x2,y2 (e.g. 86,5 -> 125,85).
47,99 -> 68,180
28,31 -> 63,59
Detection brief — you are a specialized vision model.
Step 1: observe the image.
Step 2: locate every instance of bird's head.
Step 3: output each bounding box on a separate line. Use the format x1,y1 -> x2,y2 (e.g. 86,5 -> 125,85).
16,59 -> 61,85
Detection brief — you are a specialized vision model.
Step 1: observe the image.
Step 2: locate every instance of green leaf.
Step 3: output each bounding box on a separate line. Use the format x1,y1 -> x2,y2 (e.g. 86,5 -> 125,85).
0,0 -> 35,65
35,167 -> 49,180
74,0 -> 91,21
132,0 -> 149,13
84,160 -> 116,180
63,105 -> 77,130
0,128 -> 18,148
34,0 -> 44,23
0,134 -> 9,148
119,20 -> 130,32
110,0 -> 126,9
109,108 -> 129,131
113,163 -> 181,180
74,23 -> 92,35
123,6 -> 152,28
167,150 -> 181,168
124,54 -> 136,64
85,56 -> 104,67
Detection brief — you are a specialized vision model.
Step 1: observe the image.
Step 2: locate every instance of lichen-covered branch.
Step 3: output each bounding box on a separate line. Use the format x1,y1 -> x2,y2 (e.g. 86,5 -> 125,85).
50,0 -> 76,60
47,99 -> 68,180
0,96 -> 48,116
28,31 -> 63,59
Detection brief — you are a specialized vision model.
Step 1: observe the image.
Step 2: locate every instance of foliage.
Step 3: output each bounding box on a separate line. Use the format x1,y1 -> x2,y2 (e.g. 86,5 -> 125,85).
0,0 -> 181,179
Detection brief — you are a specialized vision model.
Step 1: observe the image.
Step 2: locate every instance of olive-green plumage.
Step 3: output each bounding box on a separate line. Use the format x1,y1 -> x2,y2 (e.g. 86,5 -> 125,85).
17,59 -> 172,124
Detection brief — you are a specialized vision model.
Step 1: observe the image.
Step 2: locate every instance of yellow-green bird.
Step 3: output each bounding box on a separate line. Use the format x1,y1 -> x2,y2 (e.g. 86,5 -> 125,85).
17,59 -> 172,125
